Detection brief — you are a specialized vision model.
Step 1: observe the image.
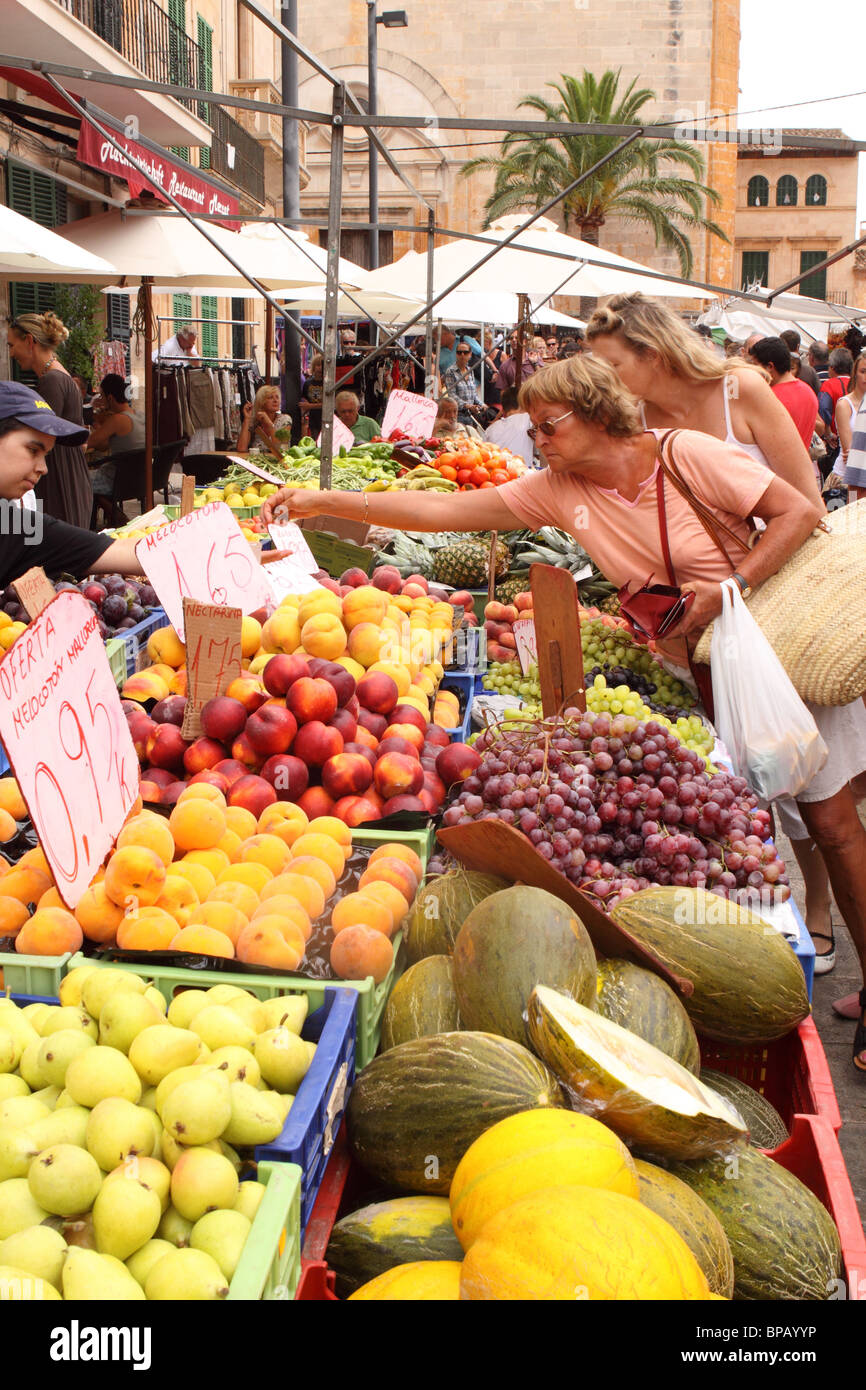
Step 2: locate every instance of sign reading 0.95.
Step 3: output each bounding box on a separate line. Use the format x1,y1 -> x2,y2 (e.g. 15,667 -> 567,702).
0,591 -> 138,908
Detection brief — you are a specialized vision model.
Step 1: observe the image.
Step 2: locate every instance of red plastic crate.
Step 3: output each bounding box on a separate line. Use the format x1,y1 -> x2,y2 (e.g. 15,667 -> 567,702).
295,1124 -> 352,1301
771,1115 -> 866,1298
699,1017 -> 841,1140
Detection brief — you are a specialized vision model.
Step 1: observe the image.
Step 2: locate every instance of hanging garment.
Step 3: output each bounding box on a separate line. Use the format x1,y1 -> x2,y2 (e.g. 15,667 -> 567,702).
93,340 -> 127,382
187,369 -> 216,433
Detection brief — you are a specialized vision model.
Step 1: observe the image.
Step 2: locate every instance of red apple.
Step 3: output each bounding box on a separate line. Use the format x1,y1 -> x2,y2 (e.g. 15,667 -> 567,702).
292,720 -> 343,768
370,565 -> 402,594
376,736 -> 420,760
332,794 -> 382,827
342,741 -> 377,771
231,730 -> 265,772
151,695 -> 187,727
436,742 -> 482,787
213,758 -> 250,789
329,707 -> 358,743
286,676 -> 338,726
374,751 -> 424,800
227,774 -> 278,818
262,653 -> 310,697
145,724 -> 188,771
201,696 -> 248,744
356,709 -> 388,741
387,705 -> 427,737
296,786 -> 336,819
321,752 -> 373,800
260,754 -> 309,801
356,672 -> 399,716
245,705 -> 298,756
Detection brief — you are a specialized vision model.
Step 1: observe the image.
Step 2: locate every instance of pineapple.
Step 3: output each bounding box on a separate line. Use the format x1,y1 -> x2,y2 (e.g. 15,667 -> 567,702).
495,573 -> 531,604
431,538 -> 511,589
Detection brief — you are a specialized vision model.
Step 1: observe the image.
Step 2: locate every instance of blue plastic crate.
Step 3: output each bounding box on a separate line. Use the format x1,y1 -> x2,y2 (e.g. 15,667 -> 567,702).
448,626 -> 487,674
0,743 -> 8,777
787,896 -> 815,1002
116,608 -> 169,679
441,673 -> 474,743
256,986 -> 357,1235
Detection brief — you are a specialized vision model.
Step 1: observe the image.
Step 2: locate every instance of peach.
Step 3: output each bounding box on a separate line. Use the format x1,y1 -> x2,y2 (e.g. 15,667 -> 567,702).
168,668 -> 188,697
306,815 -> 353,858
217,862 -> 273,896
216,829 -> 243,863
321,752 -> 373,800
117,906 -> 179,951
147,625 -> 186,668
307,661 -> 355,708
139,779 -> 164,805
206,880 -> 260,920
14,906 -> 81,956
180,780 -> 228,805
342,741 -> 377,772
261,872 -> 326,922
182,848 -> 231,878
231,730 -> 265,773
292,721 -> 343,768
213,758 -> 250,789
286,677 -> 338,727
330,924 -> 394,983
331,891 -> 394,937
151,694 -> 187,726
240,834 -> 292,877
295,787 -> 336,821
72,881 -> 124,944
289,832 -> 345,881
224,805 -> 258,840
435,743 -> 481,787
142,767 -> 180,789
170,860 -> 216,901
169,924 -> 235,959
0,865 -> 50,907
339,567 -> 369,588
201,696 -> 248,745
103,847 -> 167,908
262,654 -> 309,697
160,781 -> 187,807
117,812 -> 176,867
367,661 -> 411,698
188,901 -> 249,946
288,855 -> 337,900
298,589 -> 342,624
356,672 -> 399,717
388,705 -> 428,737
380,729 -> 424,755
424,725 -> 451,748
128,712 -> 158,763
245,705 -> 298,757
235,921 -> 303,970
353,725 -> 380,754
227,774 -> 278,819
260,608 -> 302,655
36,886 -> 64,910
250,907 -> 309,948
169,800 -> 227,852
359,855 -> 419,903
332,795 -> 382,827
224,675 -> 268,713
241,615 -> 263,659
0,894 -> 31,937
183,737 -> 227,775
0,779 -> 26,821
301,612 -> 347,662
341,586 -> 389,632
121,671 -> 171,704
145,724 -> 188,772
368,841 -> 424,881
374,752 -> 424,801
370,566 -> 402,595
257,802 -> 309,844
347,622 -> 384,669
335,655 -> 366,683
329,707 -> 358,744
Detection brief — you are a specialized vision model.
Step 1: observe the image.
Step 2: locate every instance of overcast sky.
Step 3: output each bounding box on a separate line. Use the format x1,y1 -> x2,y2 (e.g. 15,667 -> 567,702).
739,0 -> 865,223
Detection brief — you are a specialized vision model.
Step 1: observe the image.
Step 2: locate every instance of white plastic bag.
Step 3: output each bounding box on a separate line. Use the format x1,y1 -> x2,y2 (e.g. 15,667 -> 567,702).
710,578 -> 828,801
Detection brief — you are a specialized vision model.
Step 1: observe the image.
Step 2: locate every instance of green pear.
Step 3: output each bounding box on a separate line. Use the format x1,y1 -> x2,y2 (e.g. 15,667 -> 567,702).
85,1098 -> 156,1172
80,969 -> 147,1023
0,1076 -> 30,1102
218,1141 -> 241,1172
157,1205 -> 193,1248
0,1179 -> 50,1239
29,1105 -> 90,1151
28,1144 -> 102,1218
190,1007 -> 256,1053
161,1074 -> 231,1148
260,995 -> 308,1034
104,1156 -> 170,1212
204,985 -> 249,1006
128,1026 -> 200,1086
166,991 -> 211,1031
0,1001 -> 38,1055
0,1127 -> 38,1182
222,1082 -> 285,1147
40,1007 -> 97,1040
0,1096 -> 51,1130
191,1208 -> 251,1281
53,1089 -> 77,1110
205,988 -> 266,1034
126,1237 -> 174,1288
233,1181 -> 266,1222
0,1027 -> 20,1074
65,1047 -> 142,1107
145,1109 -> 162,1157
170,1148 -> 238,1223
98,992 -> 164,1054
0,1262 -> 62,1300
139,1087 -> 158,1112
37,1029 -> 95,1089
145,1246 -> 229,1300
30,1085 -> 61,1111
62,1247 -> 146,1301
254,1027 -> 311,1094
155,1064 -> 211,1116
21,1003 -> 54,1034
93,1175 -> 162,1261
207,1046 -> 261,1087
58,964 -> 98,1009
16,1041 -> 47,1091
144,987 -> 167,1017
0,1223 -> 67,1290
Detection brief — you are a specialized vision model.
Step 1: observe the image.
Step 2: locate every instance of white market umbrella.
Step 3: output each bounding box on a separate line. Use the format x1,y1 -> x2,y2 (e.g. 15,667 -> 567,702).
0,203 -> 117,278
699,292 -> 866,330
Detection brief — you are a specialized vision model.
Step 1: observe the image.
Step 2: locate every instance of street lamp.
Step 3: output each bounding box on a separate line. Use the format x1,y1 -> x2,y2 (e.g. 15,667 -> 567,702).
367,3 -> 408,271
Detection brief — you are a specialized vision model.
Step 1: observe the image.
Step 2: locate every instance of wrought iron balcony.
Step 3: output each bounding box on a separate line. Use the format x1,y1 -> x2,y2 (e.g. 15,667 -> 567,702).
208,105 -> 265,206
57,0 -> 202,112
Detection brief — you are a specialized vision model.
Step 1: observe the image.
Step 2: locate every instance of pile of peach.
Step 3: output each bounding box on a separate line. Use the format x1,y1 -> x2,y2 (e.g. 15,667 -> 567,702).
484,593 -> 534,664
0,780 -> 421,985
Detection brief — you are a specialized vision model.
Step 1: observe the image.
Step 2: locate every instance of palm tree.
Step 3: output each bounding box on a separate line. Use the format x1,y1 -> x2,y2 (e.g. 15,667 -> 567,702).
461,69 -> 727,277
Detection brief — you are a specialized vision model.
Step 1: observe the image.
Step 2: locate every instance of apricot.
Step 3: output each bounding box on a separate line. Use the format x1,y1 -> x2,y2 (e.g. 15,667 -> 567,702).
0,809 -> 17,842
169,925 -> 235,959
368,842 -> 424,881
1,865 -> 54,907
206,881 -> 260,920
117,908 -> 178,951
225,806 -> 258,840
358,856 -> 419,904
256,803 -> 309,848
146,625 -> 186,668
289,833 -> 345,881
216,862 -> 272,896
117,813 -> 176,868
306,816 -> 352,859
260,873 -> 326,922
188,901 -> 249,946
169,800 -> 227,853
177,783 -> 227,809
168,859 -> 216,902
15,906 -> 83,956
331,892 -> 393,938
216,829 -> 243,864
239,834 -> 292,877
357,880 -> 411,933
103,847 -> 167,908
37,887 -> 66,911
286,856 -> 337,901
235,921 -> 304,970
248,910 -> 308,951
301,612 -> 348,662
251,895 -> 312,941
0,895 -> 31,938
155,875 -> 200,928
182,848 -> 231,879
74,882 -> 126,944
0,778 -> 28,821
330,924 -> 394,983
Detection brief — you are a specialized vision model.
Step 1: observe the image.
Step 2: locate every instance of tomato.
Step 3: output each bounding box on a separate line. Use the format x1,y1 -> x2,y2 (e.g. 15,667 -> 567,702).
456,469 -> 473,485
479,480 -> 495,488
469,467 -> 488,487
439,464 -> 458,481
490,470 -> 509,486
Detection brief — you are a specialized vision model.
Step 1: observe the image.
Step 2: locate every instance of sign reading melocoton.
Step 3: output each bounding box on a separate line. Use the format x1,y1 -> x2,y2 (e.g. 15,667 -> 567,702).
76,122 -> 240,230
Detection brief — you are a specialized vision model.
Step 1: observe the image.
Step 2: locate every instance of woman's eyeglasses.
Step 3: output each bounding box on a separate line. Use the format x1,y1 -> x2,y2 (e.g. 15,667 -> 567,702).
527,409 -> 574,441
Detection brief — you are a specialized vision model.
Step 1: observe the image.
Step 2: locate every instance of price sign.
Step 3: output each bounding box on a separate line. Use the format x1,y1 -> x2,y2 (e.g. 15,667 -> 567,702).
317,417 -> 356,454
513,616 -> 538,675
135,502 -> 272,640
381,389 -> 438,442
13,567 -> 56,619
0,591 -> 138,907
264,558 -> 325,601
267,521 -> 318,572
181,601 -> 242,741
223,453 -> 283,487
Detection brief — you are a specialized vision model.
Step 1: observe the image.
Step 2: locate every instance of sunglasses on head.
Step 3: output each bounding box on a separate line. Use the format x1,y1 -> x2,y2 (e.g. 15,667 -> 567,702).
526,409 -> 574,442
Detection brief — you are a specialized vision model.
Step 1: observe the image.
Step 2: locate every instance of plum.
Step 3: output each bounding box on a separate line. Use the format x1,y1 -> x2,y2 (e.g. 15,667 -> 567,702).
138,585 -> 159,608
127,604 -> 146,624
81,582 -> 107,606
115,617 -> 137,630
102,594 -> 129,626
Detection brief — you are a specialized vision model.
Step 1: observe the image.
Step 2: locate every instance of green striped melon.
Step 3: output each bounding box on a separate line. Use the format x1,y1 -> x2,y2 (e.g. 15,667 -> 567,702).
596,958 -> 701,1075
636,1158 -> 734,1299
380,956 -> 461,1052
346,1031 -> 565,1195
668,1144 -> 842,1300
699,1070 -> 789,1150
610,887 -> 810,1043
405,871 -> 509,965
452,886 -> 597,1045
527,985 -> 748,1160
326,1197 -> 463,1299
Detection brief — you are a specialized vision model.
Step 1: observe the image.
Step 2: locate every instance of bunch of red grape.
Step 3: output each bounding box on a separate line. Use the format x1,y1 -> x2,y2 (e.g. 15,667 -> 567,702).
441,709 -> 789,911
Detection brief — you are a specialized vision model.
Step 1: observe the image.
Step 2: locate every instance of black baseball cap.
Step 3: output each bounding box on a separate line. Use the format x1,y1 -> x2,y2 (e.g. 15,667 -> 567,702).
0,381 -> 88,444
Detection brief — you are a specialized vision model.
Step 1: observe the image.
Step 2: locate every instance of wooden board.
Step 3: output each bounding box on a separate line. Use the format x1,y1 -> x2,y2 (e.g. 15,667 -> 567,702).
436,820 -> 692,997
530,562 -> 586,716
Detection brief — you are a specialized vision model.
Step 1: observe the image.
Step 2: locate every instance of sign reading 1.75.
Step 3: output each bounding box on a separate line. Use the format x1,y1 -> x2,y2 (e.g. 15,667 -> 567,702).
0,592 -> 139,907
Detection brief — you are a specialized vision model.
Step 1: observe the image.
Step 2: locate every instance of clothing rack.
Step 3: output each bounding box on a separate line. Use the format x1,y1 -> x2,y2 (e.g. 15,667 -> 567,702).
152,354 -> 262,455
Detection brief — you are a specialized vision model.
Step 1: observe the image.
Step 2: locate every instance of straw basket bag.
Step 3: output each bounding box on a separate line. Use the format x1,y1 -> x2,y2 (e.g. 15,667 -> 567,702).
655,432 -> 866,707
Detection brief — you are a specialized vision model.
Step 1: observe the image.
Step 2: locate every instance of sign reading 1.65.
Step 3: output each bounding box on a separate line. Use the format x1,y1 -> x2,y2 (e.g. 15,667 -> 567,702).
0,591 -> 138,907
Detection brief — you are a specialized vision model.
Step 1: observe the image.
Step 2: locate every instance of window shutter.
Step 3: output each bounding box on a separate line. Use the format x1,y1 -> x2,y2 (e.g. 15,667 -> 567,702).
197,13 -> 214,169
200,296 -> 218,361
172,293 -> 193,335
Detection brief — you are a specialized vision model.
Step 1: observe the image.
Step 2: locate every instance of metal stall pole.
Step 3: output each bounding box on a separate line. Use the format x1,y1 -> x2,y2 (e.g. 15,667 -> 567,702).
424,209 -> 436,397
281,0 -> 302,438
143,277 -> 154,513
319,83 -> 347,491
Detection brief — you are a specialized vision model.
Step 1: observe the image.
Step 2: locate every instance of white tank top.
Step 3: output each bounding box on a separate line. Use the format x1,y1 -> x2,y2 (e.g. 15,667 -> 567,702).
639,378 -> 771,468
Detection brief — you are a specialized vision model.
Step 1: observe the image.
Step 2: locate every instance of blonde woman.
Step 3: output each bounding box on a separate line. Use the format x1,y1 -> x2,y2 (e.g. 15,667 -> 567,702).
236,384 -> 291,455
6,311 -> 93,527
838,352 -> 866,500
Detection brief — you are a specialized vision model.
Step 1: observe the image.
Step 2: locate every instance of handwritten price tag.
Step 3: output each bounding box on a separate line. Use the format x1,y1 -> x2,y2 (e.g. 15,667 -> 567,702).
318,418 -> 356,454
513,616 -> 538,675
181,601 -> 242,741
264,557 -> 325,601
381,389 -> 438,442
135,502 -> 272,640
13,567 -> 56,619
0,592 -> 138,907
267,521 -> 318,572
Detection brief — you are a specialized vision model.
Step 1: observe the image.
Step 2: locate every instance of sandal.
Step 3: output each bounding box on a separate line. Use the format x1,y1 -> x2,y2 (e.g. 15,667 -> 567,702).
833,992 -> 861,1020
811,919 -> 836,976
853,988 -> 866,1073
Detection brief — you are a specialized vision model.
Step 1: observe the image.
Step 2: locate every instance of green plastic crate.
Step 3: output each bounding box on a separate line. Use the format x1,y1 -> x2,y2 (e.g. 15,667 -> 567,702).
104,637 -> 127,689
228,1161 -> 302,1301
352,826 -> 432,874
65,943 -> 402,1071
163,503 -> 260,521
0,951 -> 73,999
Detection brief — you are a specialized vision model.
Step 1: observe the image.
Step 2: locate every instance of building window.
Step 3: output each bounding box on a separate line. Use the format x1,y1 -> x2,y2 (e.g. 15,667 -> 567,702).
776,175 -> 798,207
805,174 -> 827,206
6,163 -> 67,385
799,251 -> 828,300
197,14 -> 213,169
172,293 -> 193,336
200,296 -> 218,361
741,251 -> 770,290
747,175 -> 769,207
231,298 -> 247,361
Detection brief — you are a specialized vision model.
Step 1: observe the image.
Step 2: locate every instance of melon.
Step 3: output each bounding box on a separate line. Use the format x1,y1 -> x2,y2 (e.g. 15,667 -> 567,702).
596,958 -> 701,1075
348,1260 -> 462,1301
452,886 -> 597,1045
699,1070 -> 789,1151
380,957 -> 461,1052
327,1197 -> 463,1299
610,888 -> 810,1043
668,1145 -> 842,1300
346,1031 -> 565,1195
449,1108 -> 638,1252
636,1158 -> 734,1299
527,985 -> 748,1160
460,1185 -> 712,1300
404,871 -> 509,965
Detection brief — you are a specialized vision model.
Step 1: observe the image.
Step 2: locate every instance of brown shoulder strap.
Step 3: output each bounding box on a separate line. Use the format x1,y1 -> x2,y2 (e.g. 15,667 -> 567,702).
655,428 -> 750,568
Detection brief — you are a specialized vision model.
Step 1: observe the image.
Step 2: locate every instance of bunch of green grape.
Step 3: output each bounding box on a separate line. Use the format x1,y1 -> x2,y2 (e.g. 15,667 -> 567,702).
580,619 -> 696,710
586,675 -> 713,759
482,659 -> 541,703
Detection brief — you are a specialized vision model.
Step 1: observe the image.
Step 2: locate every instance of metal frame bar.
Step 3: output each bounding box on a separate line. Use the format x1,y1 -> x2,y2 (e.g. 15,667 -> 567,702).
318,82 -> 346,489
765,232 -> 866,305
